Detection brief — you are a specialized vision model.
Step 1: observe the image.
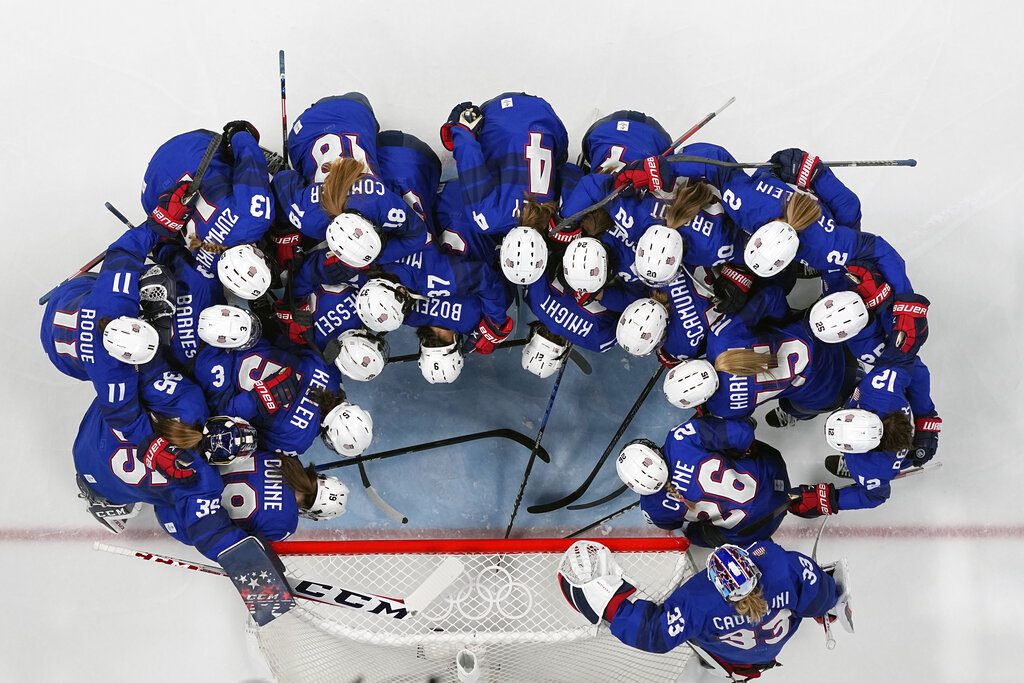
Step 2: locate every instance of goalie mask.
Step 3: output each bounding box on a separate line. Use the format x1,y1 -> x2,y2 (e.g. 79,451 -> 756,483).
707,545 -> 761,602
333,329 -> 390,382
522,324 -> 570,379
663,358 -> 719,409
809,291 -> 870,344
217,244 -> 272,300
562,237 -> 609,294
634,225 -> 685,286
616,298 -> 669,356
202,416 -> 258,465
616,439 -> 669,495
321,402 -> 374,457
500,226 -> 549,285
418,338 -> 464,384
743,220 -> 799,277
825,408 -> 884,453
326,212 -> 383,268
197,305 -> 262,350
102,316 -> 159,365
355,278 -> 411,333
300,474 -> 350,520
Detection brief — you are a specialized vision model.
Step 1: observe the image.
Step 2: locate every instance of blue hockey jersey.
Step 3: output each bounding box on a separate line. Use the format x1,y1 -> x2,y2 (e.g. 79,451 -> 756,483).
610,540 -> 838,666
657,268 -> 720,360
73,400 -> 246,561
580,110 -> 672,172
377,130 -> 442,234
525,277 -> 618,353
641,417 -> 790,544
152,243 -> 227,366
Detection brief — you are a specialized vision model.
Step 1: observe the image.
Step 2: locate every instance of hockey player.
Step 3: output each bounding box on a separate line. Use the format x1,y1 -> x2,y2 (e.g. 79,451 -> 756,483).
663,286 -> 856,425
352,241 -> 515,382
142,122 -> 275,280
559,541 -> 847,680
789,361 -> 941,518
436,92 -> 575,266
616,416 -> 791,547
270,94 -> 430,269
188,332 -> 372,457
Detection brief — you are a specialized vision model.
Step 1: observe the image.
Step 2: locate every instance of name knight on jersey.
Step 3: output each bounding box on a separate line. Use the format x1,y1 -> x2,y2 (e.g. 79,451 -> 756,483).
539,295 -> 594,338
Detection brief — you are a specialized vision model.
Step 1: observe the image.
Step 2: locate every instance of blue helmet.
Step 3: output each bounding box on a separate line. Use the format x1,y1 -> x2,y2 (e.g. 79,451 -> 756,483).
201,416 -> 258,465
706,545 -> 761,602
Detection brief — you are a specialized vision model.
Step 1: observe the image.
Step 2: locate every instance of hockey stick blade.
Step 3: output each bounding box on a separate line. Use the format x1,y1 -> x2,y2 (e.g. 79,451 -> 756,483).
568,348 -> 592,375
527,365 -> 664,514
565,500 -> 640,538
359,459 -> 409,524
567,483 -> 628,511
403,557 -> 464,614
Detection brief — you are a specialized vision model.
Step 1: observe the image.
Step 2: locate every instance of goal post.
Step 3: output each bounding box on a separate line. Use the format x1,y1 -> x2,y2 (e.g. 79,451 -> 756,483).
257,536 -> 696,682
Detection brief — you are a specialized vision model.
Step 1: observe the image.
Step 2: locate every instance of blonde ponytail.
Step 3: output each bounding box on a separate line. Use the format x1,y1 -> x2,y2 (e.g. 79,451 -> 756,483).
666,182 -> 716,230
784,192 -> 822,233
733,587 -> 769,624
320,158 -> 368,218
714,348 -> 776,376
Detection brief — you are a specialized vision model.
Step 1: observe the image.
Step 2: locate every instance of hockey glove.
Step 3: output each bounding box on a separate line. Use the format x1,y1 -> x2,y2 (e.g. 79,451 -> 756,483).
549,223 -> 582,246
273,300 -> 312,347
269,227 -> 304,272
613,156 -> 675,198
223,120 -> 260,163
712,264 -> 754,314
252,367 -> 299,418
770,148 -> 823,191
440,102 -> 483,152
846,262 -> 892,311
656,347 -> 682,369
139,265 -> 177,346
911,414 -> 941,466
684,519 -> 728,548
140,435 -> 197,486
146,181 -> 191,239
883,293 -> 930,360
262,148 -> 287,175
473,316 -> 514,355
557,572 -> 636,626
788,483 -> 839,519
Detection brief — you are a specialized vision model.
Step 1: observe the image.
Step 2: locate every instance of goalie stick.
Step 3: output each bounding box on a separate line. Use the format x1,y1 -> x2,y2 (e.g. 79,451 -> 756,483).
315,427 -> 553,473
94,542 -> 462,618
552,96 -> 736,233
528,365 -> 664,514
38,134 -> 223,305
505,359 -> 569,538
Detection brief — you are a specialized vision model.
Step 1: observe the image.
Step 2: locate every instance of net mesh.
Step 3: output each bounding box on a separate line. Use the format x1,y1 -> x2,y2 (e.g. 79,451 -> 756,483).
257,538 -> 696,683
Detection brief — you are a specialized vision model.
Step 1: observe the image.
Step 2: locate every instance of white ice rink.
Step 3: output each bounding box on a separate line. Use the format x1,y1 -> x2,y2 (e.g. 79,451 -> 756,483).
4,1 -> 1023,680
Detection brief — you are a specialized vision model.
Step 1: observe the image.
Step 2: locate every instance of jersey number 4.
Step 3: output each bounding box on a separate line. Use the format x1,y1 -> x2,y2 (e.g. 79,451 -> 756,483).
524,132 -> 554,196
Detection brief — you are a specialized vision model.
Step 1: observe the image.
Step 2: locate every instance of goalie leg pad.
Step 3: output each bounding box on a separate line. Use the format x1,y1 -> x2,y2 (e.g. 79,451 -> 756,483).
217,537 -> 295,626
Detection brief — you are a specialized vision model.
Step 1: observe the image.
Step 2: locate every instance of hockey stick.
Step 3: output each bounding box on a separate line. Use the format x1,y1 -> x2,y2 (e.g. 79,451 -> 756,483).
358,460 -> 409,525
315,427 -> 552,472
552,96 -> 736,233
565,500 -> 640,538
38,135 -> 222,305
279,50 -> 289,170
105,202 -> 135,229
94,541 -> 462,618
661,153 -> 917,169
504,360 -> 569,538
810,516 -> 837,649
528,365 -> 664,514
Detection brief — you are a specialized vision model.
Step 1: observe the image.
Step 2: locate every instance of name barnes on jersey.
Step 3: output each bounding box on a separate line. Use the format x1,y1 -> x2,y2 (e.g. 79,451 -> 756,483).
174,292 -> 199,358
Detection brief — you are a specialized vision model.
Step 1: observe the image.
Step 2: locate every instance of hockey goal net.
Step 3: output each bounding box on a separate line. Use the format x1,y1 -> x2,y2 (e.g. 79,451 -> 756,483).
258,536 -> 696,683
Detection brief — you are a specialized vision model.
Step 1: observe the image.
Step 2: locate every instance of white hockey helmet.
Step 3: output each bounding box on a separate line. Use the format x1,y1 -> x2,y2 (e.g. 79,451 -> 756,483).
616,298 -> 669,356
355,278 -> 409,333
197,305 -> 261,350
634,225 -> 684,286
809,291 -> 870,344
743,220 -> 799,277
522,325 -> 570,379
616,439 -> 669,496
333,329 -> 389,381
321,402 -> 374,457
217,244 -> 272,300
562,237 -> 608,293
418,339 -> 464,384
300,474 -> 350,520
326,213 -> 382,268
500,226 -> 549,285
102,316 -> 159,365
663,358 -> 719,409
825,408 -> 883,453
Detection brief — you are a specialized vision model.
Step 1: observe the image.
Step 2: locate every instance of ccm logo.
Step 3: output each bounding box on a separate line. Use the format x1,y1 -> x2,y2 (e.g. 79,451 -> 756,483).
893,302 -> 928,316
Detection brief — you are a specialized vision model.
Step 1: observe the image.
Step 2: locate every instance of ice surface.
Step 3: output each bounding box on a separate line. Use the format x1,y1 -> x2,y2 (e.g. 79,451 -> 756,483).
3,0 -> 1023,680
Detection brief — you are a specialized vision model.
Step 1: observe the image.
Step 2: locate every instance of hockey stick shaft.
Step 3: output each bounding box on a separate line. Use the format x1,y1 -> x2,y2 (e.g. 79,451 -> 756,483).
661,153 -> 917,169
565,500 -> 640,538
182,133 -> 224,206
314,428 -> 551,473
389,337 -> 529,364
358,460 -> 409,524
279,50 -> 289,170
553,96 -> 735,231
105,202 -> 135,229
505,360 -> 568,538
528,365 -> 664,514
